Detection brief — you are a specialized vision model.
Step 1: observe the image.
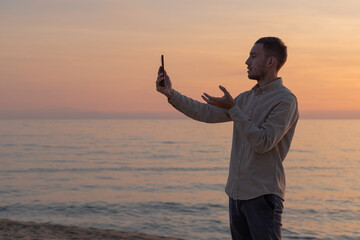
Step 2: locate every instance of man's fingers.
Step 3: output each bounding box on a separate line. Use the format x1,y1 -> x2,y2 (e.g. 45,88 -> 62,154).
202,96 -> 217,106
219,85 -> 230,96
156,76 -> 165,84
202,94 -> 221,107
203,92 -> 217,100
201,95 -> 209,103
157,66 -> 168,77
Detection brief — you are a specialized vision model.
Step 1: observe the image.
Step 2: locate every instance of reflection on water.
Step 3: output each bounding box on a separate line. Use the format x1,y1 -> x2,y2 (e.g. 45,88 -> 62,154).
284,120 -> 360,239
0,119 -> 359,239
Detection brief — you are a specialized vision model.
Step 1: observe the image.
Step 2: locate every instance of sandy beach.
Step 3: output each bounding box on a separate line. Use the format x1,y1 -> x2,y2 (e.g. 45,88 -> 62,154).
0,219 -> 186,240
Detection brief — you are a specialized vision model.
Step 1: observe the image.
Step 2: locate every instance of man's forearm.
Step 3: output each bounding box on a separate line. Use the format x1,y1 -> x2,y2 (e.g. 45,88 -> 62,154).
168,90 -> 231,123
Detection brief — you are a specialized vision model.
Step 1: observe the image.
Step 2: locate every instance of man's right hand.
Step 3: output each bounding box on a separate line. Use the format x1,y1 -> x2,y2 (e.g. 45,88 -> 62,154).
156,66 -> 174,99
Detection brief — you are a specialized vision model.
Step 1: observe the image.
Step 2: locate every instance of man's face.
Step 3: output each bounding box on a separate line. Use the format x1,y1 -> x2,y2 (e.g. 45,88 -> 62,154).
245,43 -> 267,80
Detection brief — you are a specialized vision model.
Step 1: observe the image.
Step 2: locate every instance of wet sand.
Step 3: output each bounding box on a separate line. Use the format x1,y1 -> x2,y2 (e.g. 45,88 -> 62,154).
0,219 -> 186,240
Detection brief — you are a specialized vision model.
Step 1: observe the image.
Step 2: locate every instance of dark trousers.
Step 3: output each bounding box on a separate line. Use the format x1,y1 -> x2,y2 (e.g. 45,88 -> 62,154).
229,195 -> 284,240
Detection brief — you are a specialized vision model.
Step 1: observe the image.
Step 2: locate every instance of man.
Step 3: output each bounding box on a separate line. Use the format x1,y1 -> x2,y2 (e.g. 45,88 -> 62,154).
156,37 -> 299,240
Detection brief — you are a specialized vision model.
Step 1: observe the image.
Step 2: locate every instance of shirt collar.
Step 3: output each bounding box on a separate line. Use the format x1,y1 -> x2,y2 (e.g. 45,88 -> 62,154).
252,78 -> 283,95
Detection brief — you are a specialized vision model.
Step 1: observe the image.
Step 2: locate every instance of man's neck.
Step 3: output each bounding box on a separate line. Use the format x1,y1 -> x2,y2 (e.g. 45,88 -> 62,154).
257,73 -> 278,87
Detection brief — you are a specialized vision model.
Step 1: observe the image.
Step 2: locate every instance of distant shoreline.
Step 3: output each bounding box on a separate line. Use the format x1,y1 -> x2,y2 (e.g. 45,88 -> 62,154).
0,116 -> 360,120
0,219 -> 186,240
1,110 -> 360,120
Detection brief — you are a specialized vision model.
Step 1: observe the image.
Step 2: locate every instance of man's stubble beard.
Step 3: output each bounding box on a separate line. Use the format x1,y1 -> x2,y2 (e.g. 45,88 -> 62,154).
247,61 -> 266,81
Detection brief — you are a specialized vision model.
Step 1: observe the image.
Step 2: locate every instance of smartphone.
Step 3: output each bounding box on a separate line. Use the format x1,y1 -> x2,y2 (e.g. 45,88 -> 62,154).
160,55 -> 165,87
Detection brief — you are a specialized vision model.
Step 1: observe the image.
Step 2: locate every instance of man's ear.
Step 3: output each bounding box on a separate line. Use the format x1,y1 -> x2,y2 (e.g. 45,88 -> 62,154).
266,56 -> 277,68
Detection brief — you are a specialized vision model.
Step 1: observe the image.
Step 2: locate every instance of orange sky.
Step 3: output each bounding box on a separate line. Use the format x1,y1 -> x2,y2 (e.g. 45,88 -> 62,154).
1,0 -> 360,118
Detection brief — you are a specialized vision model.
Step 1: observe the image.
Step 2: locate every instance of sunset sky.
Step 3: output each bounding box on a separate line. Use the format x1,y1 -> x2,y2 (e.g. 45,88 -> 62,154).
1,0 -> 360,118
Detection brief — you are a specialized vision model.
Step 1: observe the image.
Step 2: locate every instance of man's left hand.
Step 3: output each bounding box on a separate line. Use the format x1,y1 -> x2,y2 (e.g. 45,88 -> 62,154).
202,85 -> 235,110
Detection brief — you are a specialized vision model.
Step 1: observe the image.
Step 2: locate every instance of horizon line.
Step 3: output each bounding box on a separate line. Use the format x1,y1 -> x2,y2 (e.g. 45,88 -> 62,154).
1,110 -> 360,120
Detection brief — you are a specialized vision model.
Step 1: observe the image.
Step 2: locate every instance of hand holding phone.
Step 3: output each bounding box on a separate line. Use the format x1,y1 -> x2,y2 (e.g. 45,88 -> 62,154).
160,55 -> 165,87
156,54 -> 173,98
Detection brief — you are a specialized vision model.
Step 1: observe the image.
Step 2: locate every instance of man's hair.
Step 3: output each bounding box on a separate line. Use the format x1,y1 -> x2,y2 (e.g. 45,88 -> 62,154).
255,37 -> 287,71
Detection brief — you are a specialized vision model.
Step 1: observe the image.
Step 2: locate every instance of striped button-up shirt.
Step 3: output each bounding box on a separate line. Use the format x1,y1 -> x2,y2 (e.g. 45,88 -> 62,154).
168,78 -> 299,200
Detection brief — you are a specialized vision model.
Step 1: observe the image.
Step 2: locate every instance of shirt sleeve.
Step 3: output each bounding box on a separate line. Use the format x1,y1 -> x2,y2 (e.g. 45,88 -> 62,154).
168,90 -> 231,123
228,95 -> 299,153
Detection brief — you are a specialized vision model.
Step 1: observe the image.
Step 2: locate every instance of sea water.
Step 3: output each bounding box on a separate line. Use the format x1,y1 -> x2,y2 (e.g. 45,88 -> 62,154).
0,119 -> 359,240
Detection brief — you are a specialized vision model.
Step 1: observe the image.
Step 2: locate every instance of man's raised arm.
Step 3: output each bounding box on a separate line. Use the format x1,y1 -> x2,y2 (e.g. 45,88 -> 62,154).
156,67 -> 231,123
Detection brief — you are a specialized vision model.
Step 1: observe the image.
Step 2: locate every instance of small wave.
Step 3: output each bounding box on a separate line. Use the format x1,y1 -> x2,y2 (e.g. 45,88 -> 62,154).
299,166 -> 338,170
0,201 -> 227,218
341,148 -> 360,152
0,134 -> 46,137
160,141 -> 177,144
157,141 -> 196,145
0,143 -> 17,147
1,166 -> 228,174
135,201 -> 227,214
290,149 -> 316,153
150,154 -> 181,159
22,143 -> 86,150
116,183 -> 225,193
76,150 -> 109,156
191,149 -> 220,153
96,176 -> 114,180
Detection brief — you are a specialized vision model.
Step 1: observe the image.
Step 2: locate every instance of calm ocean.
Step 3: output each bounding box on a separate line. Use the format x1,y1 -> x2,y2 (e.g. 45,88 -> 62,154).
0,119 -> 359,240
